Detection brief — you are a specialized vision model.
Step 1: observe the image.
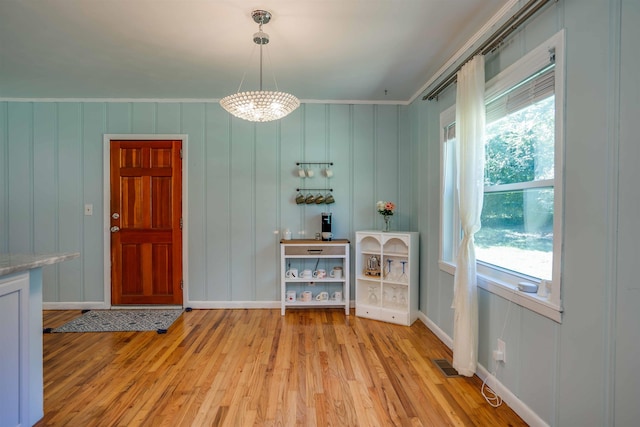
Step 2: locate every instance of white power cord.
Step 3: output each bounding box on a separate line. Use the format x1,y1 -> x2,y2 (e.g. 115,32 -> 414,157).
481,298 -> 514,407
482,361 -> 503,407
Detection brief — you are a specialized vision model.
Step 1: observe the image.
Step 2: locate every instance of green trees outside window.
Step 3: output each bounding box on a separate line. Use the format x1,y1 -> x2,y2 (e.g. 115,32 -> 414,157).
475,95 -> 555,280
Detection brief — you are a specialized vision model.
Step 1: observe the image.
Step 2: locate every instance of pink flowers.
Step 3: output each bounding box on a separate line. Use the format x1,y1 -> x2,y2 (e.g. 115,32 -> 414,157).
376,200 -> 395,216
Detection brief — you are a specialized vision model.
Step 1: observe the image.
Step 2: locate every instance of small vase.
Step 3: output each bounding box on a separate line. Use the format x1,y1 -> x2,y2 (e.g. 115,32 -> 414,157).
383,215 -> 391,232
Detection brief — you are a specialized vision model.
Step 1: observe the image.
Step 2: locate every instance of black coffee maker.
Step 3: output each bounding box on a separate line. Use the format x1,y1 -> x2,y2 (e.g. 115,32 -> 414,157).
321,212 -> 332,241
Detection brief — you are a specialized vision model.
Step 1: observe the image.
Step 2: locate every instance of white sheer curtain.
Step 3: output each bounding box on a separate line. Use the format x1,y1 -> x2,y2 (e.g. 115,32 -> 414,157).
452,55 -> 485,377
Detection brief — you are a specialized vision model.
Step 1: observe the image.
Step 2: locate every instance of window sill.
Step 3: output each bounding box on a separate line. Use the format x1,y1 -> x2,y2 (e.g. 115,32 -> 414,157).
438,261 -> 562,323
439,260 -> 456,276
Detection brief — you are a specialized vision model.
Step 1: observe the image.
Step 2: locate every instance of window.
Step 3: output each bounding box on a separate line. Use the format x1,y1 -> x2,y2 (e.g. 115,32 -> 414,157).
439,31 -> 564,322
478,68 -> 555,280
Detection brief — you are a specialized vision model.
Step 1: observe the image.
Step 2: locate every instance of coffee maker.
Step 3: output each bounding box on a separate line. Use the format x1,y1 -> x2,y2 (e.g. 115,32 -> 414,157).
321,212 -> 332,241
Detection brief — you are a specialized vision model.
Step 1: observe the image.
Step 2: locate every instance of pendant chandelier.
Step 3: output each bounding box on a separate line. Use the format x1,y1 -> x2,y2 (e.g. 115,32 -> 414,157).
220,10 -> 300,122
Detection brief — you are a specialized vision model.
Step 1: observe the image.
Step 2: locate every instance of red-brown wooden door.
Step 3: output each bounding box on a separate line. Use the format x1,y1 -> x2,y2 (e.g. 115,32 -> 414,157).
110,140 -> 183,305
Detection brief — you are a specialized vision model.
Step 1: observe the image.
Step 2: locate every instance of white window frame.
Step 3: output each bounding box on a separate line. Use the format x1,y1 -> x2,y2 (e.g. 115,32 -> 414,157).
439,107 -> 459,270
439,30 -> 565,322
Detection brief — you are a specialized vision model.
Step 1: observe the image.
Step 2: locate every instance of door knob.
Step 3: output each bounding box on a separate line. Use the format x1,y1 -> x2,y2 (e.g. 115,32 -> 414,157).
112,213 -> 120,219
110,226 -> 120,233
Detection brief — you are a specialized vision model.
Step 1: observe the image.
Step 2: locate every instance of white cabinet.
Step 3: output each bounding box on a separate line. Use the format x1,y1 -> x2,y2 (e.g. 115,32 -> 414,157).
280,239 -> 350,315
0,253 -> 78,427
355,231 -> 419,326
0,272 -> 30,427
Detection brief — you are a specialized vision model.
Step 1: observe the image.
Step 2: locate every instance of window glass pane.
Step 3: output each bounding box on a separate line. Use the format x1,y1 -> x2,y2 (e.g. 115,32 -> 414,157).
485,95 -> 555,186
441,138 -> 456,261
476,187 -> 553,280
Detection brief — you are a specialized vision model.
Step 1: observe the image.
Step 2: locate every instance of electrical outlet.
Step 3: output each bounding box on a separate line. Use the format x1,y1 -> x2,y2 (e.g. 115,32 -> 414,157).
497,339 -> 506,363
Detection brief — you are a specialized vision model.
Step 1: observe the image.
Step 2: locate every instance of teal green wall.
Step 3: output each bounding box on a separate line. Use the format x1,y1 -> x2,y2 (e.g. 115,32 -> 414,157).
614,1 -> 639,425
2,0 -> 639,424
412,0 -> 639,425
0,102 -> 414,304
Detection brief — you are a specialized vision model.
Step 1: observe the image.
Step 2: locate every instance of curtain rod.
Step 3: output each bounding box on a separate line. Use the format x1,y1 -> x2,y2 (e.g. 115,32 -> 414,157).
422,0 -> 555,101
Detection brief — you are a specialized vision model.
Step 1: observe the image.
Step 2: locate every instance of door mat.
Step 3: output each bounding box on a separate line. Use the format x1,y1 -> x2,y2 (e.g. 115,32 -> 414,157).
49,309 -> 183,334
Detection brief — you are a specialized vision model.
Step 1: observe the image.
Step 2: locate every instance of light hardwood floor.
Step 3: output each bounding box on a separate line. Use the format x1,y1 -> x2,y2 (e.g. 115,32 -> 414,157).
38,309 -> 526,426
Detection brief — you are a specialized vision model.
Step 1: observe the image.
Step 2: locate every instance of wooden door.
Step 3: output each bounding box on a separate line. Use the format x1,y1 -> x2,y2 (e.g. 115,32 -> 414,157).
110,140 -> 183,305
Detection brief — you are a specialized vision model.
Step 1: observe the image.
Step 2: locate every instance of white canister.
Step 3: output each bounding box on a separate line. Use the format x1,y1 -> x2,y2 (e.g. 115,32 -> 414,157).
286,290 -> 296,302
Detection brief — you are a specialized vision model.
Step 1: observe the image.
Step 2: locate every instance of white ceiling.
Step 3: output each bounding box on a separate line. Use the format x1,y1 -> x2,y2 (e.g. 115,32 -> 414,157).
0,0 -> 509,103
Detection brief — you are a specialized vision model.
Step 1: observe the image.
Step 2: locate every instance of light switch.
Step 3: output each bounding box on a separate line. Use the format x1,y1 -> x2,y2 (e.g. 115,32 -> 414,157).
84,204 -> 93,216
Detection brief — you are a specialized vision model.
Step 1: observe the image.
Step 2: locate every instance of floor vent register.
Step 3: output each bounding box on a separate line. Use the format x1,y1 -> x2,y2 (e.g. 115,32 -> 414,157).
432,359 -> 460,378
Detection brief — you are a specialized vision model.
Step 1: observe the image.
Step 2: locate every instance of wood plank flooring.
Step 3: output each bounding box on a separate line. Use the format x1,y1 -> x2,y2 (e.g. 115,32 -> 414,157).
38,309 -> 526,426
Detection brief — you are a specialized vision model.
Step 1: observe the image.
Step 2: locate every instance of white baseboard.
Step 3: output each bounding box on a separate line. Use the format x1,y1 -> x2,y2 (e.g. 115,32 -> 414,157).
417,311 -> 549,427
418,311 -> 453,349
186,300 -> 281,309
475,363 -> 549,427
43,300 -> 353,311
43,302 -> 107,310
186,300 -> 356,310
110,305 -> 183,310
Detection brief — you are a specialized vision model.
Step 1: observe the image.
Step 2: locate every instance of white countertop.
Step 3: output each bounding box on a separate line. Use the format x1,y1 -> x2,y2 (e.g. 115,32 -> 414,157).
0,252 -> 80,276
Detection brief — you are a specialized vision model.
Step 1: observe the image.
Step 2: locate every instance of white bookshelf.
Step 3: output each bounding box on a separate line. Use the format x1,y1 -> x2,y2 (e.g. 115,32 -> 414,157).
280,239 -> 350,315
355,231 -> 419,326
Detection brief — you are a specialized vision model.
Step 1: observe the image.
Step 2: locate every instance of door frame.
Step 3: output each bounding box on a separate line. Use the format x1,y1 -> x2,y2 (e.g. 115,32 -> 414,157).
103,134 -> 189,308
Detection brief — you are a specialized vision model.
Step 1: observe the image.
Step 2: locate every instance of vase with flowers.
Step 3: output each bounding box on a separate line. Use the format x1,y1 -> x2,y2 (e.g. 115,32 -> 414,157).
376,200 -> 395,232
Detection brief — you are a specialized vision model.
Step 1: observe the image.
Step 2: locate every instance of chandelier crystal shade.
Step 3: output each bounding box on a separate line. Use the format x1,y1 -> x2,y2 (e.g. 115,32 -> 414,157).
220,10 -> 300,122
220,90 -> 300,122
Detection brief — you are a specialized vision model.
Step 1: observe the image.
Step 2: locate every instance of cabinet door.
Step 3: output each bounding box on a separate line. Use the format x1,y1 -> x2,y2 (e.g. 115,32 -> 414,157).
0,273 -> 30,427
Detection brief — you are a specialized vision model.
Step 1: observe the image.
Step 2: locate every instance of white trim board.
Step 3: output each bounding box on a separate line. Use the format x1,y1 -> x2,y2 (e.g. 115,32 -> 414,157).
185,300 -> 356,310
186,301 -> 281,310
409,0 -> 520,103
0,98 -> 408,106
43,302 -> 107,310
102,134 -> 189,309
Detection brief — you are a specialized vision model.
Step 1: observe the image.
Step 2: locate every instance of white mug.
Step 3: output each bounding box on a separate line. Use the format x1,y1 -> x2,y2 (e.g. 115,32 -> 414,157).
324,168 -> 333,178
330,267 -> 343,279
286,290 -> 296,302
300,291 -> 312,302
298,168 -> 306,178
315,291 -> 329,301
331,291 -> 342,301
313,269 -> 327,279
285,268 -> 298,278
301,269 -> 313,279
306,168 -> 314,178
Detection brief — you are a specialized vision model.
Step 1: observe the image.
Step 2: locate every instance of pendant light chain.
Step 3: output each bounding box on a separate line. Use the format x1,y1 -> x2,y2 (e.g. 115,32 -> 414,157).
234,44 -> 257,94
259,41 -> 263,91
